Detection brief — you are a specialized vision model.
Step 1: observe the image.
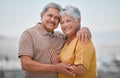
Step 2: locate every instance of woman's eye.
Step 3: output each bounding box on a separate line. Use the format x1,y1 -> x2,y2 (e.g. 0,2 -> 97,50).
67,20 -> 71,22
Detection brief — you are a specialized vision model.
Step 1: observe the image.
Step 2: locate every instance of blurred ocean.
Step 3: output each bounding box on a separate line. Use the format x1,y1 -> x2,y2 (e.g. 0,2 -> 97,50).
0,36 -> 120,78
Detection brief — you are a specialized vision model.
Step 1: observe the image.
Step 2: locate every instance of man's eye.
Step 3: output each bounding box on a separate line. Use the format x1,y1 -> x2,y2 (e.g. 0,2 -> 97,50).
55,17 -> 59,20
48,14 -> 52,17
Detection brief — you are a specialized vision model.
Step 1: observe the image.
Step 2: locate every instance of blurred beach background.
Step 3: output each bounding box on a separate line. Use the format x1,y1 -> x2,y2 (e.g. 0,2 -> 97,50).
0,0 -> 120,78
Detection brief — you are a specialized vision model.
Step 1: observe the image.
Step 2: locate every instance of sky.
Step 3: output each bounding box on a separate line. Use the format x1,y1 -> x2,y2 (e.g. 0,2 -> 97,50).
0,0 -> 120,44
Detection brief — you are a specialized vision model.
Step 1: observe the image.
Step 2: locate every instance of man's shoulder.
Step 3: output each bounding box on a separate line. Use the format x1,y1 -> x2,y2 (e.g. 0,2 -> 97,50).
20,25 -> 37,37
24,24 -> 38,32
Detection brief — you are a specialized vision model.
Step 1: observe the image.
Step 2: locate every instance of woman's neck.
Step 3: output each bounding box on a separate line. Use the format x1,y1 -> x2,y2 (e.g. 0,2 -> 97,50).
66,32 -> 76,45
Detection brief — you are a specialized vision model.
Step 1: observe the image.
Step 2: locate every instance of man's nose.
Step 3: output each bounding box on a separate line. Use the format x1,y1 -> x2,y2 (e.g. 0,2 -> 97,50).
51,17 -> 55,21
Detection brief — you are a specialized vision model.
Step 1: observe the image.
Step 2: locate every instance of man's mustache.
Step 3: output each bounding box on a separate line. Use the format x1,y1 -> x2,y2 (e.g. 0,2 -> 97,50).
48,21 -> 55,26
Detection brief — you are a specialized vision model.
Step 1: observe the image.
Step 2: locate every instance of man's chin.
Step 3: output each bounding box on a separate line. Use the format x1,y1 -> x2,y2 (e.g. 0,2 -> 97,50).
48,28 -> 55,32
48,27 -> 56,30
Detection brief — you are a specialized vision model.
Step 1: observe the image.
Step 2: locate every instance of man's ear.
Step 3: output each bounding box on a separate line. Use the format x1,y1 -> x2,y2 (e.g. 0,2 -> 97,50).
41,12 -> 44,18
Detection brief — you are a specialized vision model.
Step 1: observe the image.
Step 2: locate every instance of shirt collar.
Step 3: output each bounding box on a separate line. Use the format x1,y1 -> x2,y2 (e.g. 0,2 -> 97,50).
36,22 -> 55,36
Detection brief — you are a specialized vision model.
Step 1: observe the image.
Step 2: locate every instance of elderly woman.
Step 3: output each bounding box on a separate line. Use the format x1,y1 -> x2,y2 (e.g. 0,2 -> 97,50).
49,5 -> 97,78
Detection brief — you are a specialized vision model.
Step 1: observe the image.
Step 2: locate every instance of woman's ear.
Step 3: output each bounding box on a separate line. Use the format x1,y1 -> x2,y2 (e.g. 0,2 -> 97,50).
78,18 -> 81,24
77,18 -> 81,25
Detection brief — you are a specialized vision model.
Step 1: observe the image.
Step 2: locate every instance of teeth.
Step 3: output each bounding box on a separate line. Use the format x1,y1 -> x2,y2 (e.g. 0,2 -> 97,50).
50,23 -> 53,25
49,23 -> 54,26
64,27 -> 71,31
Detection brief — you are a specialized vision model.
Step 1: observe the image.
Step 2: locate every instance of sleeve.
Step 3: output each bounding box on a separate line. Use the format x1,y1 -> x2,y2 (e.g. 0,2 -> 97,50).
74,40 -> 95,70
18,30 -> 34,58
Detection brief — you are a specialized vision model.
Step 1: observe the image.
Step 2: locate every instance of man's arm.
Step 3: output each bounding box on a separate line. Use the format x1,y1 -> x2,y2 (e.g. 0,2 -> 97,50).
20,55 -> 75,76
70,64 -> 87,76
20,55 -> 54,72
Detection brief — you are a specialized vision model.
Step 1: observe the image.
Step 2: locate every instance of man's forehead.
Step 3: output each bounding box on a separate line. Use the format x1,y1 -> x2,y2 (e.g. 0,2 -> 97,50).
47,7 -> 60,12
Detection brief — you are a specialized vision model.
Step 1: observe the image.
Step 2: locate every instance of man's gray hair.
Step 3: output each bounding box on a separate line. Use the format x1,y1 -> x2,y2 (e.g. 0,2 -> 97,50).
42,2 -> 62,13
60,5 -> 81,19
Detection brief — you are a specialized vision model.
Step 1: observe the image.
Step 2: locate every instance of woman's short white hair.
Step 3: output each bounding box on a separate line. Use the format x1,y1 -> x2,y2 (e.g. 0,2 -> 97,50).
60,5 -> 81,19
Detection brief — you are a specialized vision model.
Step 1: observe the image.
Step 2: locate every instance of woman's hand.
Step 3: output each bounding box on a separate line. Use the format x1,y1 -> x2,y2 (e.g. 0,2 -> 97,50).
48,49 -> 60,64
